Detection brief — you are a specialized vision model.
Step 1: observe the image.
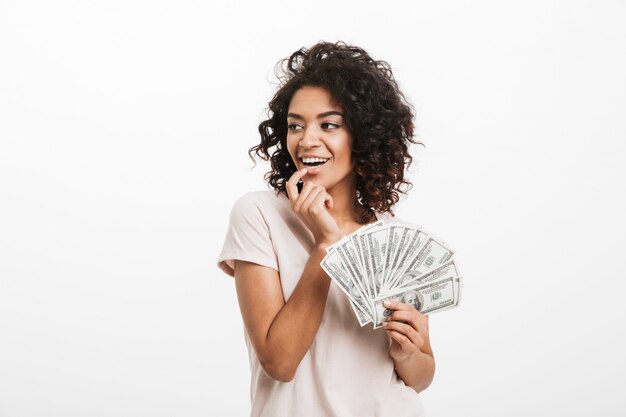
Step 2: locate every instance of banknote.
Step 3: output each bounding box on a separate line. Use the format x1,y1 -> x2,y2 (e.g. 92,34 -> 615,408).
381,227 -> 428,293
429,276 -> 463,315
372,276 -> 459,328
321,248 -> 373,324
350,221 -> 385,300
386,237 -> 455,290
381,225 -> 403,290
396,259 -> 459,289
320,220 -> 462,328
383,227 -> 414,289
364,227 -> 389,297
335,242 -> 374,318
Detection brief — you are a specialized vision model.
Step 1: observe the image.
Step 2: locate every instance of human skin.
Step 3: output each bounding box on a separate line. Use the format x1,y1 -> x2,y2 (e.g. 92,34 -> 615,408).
233,86 -> 434,391
383,300 -> 435,392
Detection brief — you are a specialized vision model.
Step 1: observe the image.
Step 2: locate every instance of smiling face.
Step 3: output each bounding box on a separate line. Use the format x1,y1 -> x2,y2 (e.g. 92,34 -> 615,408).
286,86 -> 355,193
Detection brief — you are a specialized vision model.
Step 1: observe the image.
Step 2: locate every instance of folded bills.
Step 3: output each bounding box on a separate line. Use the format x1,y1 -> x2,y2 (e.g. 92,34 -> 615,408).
321,220 -> 463,328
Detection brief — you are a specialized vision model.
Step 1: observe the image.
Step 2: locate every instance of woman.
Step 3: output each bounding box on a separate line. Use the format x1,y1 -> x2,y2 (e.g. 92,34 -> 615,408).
217,41 -> 434,417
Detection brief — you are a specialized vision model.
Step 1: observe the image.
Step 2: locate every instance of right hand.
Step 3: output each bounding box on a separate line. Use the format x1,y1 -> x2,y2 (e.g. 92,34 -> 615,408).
286,169 -> 341,246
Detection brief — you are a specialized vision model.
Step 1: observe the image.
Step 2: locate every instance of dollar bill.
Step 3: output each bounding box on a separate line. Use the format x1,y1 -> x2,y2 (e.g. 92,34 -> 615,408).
380,225 -> 403,290
430,276 -> 463,315
384,227 -> 414,288
396,259 -> 459,289
372,276 -> 459,328
380,227 -> 428,293
321,248 -> 373,324
320,220 -> 462,328
350,221 -> 385,300
365,226 -> 389,298
386,237 -> 455,290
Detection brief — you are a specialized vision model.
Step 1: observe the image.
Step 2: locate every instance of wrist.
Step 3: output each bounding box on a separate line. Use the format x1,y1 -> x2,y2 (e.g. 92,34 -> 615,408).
314,234 -> 342,250
313,241 -> 333,254
392,348 -> 424,365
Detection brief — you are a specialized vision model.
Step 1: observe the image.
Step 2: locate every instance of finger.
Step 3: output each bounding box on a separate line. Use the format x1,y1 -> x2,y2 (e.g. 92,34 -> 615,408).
286,168 -> 308,206
383,320 -> 422,347
293,182 -> 318,211
383,299 -> 415,312
386,330 -> 419,354
325,193 -> 333,210
299,186 -> 323,213
306,189 -> 330,216
388,310 -> 424,328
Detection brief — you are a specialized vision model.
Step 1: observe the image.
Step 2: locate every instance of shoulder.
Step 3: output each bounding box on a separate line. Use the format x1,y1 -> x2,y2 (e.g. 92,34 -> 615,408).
218,191 -> 286,276
231,190 -> 288,214
228,190 -> 293,228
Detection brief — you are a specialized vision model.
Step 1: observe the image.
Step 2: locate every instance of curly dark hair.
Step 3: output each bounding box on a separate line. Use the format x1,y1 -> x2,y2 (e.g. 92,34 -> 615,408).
249,41 -> 419,223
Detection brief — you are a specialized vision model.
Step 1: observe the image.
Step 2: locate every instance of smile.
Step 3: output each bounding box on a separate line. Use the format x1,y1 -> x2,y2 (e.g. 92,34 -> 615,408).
299,157 -> 330,174
300,157 -> 330,167
300,158 -> 330,168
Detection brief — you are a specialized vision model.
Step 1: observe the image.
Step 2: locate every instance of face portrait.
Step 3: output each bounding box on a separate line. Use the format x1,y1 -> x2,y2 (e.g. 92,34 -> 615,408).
399,272 -> 419,286
286,86 -> 355,193
373,267 -> 383,289
401,291 -> 423,312
348,280 -> 362,301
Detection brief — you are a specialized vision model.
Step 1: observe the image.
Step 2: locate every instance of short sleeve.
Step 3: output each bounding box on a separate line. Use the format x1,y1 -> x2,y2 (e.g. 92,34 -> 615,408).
217,192 -> 279,277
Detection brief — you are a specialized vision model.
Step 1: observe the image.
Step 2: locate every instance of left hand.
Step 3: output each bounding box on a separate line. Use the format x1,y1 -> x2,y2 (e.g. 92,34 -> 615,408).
382,300 -> 430,362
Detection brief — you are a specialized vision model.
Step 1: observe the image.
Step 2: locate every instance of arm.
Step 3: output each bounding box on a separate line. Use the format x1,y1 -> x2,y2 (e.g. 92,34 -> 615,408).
234,246 -> 330,382
382,300 -> 436,393
234,168 -> 340,382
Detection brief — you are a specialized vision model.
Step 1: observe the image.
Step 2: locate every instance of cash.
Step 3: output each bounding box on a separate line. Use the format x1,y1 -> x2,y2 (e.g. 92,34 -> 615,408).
321,221 -> 463,328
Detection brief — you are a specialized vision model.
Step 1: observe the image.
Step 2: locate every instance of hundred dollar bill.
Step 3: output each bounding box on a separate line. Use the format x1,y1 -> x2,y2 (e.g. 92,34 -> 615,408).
386,237 -> 454,290
383,227 -> 415,290
326,220 -> 384,255
381,225 -> 404,290
321,248 -> 373,324
380,227 -> 430,293
365,226 -> 389,298
338,239 -> 366,288
351,221 -> 385,300
336,241 -> 375,317
430,276 -> 463,315
384,228 -> 429,291
344,279 -> 372,326
355,233 -> 376,300
394,259 -> 459,290
373,276 -> 458,328
320,220 -> 462,328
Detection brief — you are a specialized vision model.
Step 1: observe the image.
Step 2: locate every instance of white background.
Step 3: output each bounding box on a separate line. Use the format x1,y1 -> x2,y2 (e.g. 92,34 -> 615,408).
1,1 -> 625,416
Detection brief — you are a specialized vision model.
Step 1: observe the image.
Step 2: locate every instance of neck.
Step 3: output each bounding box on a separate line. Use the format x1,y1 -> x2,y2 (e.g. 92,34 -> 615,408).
326,175 -> 367,226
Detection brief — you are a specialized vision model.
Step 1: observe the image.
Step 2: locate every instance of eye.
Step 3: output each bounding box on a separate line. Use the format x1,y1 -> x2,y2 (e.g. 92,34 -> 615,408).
321,122 -> 340,130
287,123 -> 303,132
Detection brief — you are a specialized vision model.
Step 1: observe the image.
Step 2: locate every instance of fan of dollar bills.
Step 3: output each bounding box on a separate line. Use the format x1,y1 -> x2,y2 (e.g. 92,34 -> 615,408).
321,220 -> 462,328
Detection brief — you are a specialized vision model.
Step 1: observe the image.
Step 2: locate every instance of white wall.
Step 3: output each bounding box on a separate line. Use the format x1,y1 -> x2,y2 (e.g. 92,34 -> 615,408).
1,1 -> 625,416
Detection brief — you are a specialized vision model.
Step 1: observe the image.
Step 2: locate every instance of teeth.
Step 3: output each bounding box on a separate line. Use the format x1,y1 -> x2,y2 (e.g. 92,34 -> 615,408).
301,157 -> 329,164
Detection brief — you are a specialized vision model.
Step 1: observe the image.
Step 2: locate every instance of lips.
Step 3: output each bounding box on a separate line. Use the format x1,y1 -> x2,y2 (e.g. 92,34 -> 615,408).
299,157 -> 330,174
299,156 -> 330,165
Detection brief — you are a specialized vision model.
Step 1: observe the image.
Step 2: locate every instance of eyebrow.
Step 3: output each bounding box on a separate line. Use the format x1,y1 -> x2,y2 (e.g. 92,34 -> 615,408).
287,111 -> 344,119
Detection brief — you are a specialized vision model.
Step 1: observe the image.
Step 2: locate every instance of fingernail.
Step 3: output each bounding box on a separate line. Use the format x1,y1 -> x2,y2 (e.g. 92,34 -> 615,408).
382,321 -> 388,327
383,300 -> 392,307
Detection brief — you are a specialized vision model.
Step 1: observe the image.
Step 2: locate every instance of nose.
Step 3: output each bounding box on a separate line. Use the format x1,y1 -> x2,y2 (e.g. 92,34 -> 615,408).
299,126 -> 323,149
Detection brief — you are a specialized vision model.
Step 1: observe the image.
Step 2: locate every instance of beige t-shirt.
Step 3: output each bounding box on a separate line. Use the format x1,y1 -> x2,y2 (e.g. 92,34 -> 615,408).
217,190 -> 425,417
